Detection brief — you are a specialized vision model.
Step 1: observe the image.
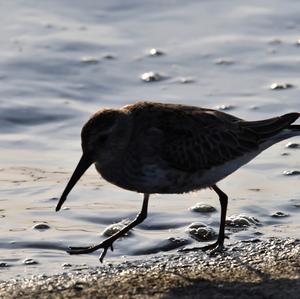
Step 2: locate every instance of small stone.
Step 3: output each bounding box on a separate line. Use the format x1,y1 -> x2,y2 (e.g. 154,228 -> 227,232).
0,262 -> 9,267
49,197 -> 58,201
215,58 -> 234,65
149,48 -> 164,56
23,258 -> 38,265
248,188 -> 261,192
73,282 -> 84,291
179,77 -> 194,84
32,223 -> 50,230
226,215 -> 259,228
290,199 -> 300,208
216,104 -> 235,111
296,39 -> 300,46
102,54 -> 116,60
102,219 -> 131,237
285,142 -> 300,149
80,56 -> 99,64
190,203 -> 216,213
271,211 -> 289,218
168,237 -> 188,246
270,83 -> 293,90
140,72 -> 162,82
283,170 -> 300,176
253,231 -> 263,236
62,263 -> 72,268
242,238 -> 261,243
186,222 -> 216,241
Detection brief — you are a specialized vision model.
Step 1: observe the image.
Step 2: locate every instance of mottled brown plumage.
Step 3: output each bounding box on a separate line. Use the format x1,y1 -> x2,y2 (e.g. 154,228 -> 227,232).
56,101 -> 300,262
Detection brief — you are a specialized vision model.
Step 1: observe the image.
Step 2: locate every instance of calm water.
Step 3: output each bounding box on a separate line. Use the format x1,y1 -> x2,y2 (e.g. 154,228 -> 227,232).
0,0 -> 299,280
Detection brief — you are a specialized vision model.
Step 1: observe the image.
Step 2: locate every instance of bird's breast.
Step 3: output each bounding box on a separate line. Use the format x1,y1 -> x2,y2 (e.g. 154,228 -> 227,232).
95,159 -> 206,194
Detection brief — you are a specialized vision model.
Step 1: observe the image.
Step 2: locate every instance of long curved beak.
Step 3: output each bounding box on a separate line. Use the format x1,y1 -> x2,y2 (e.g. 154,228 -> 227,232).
56,154 -> 93,212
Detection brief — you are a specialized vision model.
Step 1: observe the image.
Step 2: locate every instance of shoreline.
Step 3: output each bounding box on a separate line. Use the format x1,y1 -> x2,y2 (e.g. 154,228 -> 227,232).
1,238 -> 300,298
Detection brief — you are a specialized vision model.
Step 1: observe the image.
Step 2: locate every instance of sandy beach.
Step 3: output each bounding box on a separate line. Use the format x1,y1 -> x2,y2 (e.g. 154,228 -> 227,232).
1,238 -> 299,298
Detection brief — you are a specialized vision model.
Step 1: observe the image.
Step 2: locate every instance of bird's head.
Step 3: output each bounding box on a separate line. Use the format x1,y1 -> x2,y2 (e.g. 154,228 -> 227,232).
56,108 -> 131,212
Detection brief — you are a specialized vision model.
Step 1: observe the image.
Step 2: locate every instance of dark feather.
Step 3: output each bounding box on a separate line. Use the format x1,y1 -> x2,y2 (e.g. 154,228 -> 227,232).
128,103 -> 299,173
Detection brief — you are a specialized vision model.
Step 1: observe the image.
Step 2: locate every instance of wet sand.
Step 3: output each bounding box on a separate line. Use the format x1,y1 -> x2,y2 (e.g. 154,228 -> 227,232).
1,238 -> 299,298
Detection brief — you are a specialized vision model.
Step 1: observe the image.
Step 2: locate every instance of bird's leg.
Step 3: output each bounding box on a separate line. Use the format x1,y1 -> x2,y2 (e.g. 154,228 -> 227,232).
180,185 -> 228,253
200,184 -> 228,252
68,193 -> 150,262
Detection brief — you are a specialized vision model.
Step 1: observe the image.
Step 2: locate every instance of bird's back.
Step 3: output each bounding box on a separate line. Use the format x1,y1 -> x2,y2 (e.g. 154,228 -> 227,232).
103,102 -> 299,193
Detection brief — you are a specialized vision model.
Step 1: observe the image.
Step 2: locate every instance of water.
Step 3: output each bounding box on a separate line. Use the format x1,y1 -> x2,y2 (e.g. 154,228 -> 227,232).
0,0 -> 299,280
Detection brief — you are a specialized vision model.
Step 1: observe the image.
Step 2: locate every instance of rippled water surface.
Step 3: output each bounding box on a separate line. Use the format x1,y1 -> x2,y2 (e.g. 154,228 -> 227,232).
0,0 -> 299,280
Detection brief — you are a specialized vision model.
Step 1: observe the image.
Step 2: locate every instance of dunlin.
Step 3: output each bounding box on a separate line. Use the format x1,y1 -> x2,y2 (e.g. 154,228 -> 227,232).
56,102 -> 300,262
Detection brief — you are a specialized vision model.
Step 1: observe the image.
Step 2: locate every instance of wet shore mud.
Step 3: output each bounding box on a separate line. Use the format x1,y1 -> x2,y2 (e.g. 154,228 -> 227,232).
1,238 -> 299,298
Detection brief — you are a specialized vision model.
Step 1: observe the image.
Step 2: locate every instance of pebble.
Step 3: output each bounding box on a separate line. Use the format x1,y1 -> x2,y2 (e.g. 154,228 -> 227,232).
32,223 -> 50,230
285,142 -> 300,149
216,104 -> 235,111
80,56 -> 99,64
140,72 -> 162,82
186,222 -> 216,241
0,262 -> 9,268
149,48 -> 164,56
215,58 -> 234,65
179,77 -> 194,84
190,203 -> 216,213
62,263 -> 72,268
23,258 -> 38,265
283,170 -> 300,176
73,282 -> 84,291
49,197 -> 58,201
226,215 -> 259,228
271,211 -> 289,218
102,220 -> 131,237
102,54 -> 116,60
168,237 -> 188,246
248,188 -> 261,192
270,83 -> 293,90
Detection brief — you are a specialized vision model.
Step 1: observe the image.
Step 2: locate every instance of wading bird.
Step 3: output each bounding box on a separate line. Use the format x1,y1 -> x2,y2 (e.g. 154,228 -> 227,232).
56,102 -> 300,262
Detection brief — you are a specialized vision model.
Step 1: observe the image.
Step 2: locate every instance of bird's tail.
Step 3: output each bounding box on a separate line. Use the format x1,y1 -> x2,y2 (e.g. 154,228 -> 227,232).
243,112 -> 300,140
288,124 -> 300,131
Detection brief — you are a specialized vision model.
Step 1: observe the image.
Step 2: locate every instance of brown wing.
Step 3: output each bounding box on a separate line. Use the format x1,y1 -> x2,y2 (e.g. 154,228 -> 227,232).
161,119 -> 258,172
127,102 -> 299,173
161,110 -> 299,172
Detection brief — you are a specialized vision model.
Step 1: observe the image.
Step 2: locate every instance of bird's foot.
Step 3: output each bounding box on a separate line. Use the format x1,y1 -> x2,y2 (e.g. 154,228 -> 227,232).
67,239 -> 114,262
200,241 -> 225,255
180,240 -> 225,255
